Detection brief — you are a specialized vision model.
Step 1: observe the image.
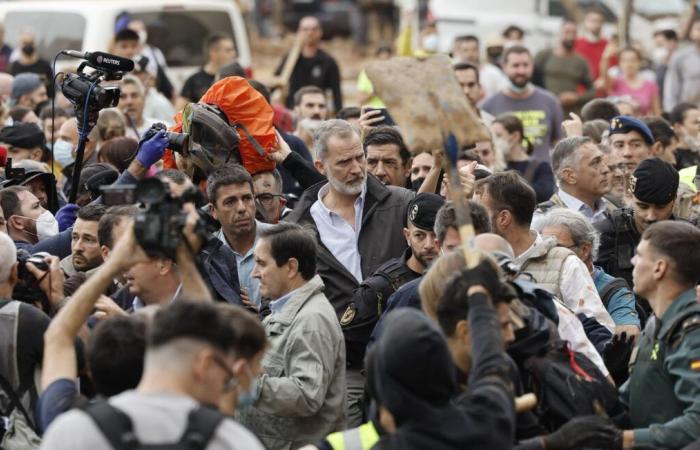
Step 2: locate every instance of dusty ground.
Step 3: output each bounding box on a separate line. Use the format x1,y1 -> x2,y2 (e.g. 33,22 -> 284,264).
250,34 -> 370,107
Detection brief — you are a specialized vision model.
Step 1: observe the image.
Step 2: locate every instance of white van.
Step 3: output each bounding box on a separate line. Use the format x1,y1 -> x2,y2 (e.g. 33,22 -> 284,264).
0,0 -> 251,91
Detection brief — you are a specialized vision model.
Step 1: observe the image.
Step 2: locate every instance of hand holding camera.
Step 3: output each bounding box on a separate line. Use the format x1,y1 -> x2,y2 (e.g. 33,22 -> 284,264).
104,220 -> 151,273
24,254 -> 64,311
136,129 -> 169,169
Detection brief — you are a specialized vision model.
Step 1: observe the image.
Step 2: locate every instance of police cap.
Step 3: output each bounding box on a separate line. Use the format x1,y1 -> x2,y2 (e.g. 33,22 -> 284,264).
407,193 -> 445,231
630,157 -> 679,205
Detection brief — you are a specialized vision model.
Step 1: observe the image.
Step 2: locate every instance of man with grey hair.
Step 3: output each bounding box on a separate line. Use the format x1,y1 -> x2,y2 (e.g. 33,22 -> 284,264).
534,136 -> 614,226
119,75 -> 158,140
286,118 -> 414,426
536,208 -> 640,338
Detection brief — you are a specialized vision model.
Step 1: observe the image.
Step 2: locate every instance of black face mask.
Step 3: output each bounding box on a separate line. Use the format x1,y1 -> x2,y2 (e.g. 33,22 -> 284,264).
411,177 -> 426,192
34,99 -> 49,116
21,44 -> 35,56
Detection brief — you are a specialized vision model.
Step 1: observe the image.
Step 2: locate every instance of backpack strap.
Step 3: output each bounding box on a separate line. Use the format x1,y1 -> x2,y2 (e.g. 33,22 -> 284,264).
84,401 -> 139,450
598,277 -> 630,309
0,372 -> 34,431
178,406 -> 224,449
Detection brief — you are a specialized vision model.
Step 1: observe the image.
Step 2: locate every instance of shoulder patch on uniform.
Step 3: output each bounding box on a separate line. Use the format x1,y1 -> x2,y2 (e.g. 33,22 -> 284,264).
681,315 -> 700,332
409,203 -> 418,222
340,304 -> 356,326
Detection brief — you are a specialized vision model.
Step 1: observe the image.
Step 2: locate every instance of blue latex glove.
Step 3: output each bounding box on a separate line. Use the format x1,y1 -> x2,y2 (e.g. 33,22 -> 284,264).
136,130 -> 169,168
55,203 -> 79,232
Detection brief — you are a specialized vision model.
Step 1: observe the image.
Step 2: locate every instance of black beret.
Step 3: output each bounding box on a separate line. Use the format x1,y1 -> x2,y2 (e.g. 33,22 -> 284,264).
630,158 -> 679,205
609,115 -> 654,146
407,193 -> 445,231
0,123 -> 45,149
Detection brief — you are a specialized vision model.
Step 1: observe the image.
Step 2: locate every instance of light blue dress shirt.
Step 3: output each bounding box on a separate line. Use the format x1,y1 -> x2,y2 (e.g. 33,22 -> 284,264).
309,182 -> 367,283
557,189 -> 608,223
269,286 -> 301,316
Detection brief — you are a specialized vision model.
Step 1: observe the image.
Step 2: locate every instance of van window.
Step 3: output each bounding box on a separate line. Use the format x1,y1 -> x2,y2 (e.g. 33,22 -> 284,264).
129,10 -> 236,68
4,12 -> 86,60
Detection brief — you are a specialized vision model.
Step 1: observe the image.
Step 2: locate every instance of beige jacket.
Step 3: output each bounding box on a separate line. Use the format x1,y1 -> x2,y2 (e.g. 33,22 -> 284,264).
238,275 -> 347,450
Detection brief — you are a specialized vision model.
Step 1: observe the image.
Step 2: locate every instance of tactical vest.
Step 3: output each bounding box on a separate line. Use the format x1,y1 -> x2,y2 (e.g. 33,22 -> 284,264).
519,239 -> 573,301
627,303 -> 700,428
343,257 -> 420,369
326,422 -> 380,450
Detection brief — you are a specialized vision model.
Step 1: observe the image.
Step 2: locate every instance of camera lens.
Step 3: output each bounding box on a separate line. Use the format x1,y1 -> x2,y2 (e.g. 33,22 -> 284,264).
165,131 -> 189,154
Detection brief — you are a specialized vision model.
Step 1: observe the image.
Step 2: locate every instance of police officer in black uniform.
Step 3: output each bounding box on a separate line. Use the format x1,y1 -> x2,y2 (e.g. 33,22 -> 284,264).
595,158 -> 679,288
343,193 -> 445,396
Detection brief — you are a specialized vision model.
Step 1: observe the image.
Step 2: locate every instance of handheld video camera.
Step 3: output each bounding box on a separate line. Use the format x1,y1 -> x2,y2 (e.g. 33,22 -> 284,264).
13,250 -> 51,312
60,50 -> 134,133
102,178 -> 210,260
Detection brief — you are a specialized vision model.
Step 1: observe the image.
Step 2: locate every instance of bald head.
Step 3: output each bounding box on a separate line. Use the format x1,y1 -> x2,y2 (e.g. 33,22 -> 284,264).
0,231 -> 17,284
473,233 -> 515,258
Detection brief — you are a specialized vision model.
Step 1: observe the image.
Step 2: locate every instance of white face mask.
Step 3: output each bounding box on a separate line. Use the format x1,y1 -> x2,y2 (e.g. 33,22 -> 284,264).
34,210 -> 59,240
52,139 -> 75,167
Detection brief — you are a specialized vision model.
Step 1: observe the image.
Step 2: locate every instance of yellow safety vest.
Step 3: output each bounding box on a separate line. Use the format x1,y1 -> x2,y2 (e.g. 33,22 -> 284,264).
679,165 -> 698,192
326,422 -> 380,450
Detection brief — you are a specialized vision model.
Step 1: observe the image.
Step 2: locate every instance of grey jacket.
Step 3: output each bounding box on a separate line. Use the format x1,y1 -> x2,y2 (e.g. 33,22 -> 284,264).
238,275 -> 347,450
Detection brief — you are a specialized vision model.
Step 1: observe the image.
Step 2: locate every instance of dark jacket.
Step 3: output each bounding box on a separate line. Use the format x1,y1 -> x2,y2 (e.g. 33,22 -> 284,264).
199,235 -> 242,305
285,175 -> 414,368
371,304 -> 515,450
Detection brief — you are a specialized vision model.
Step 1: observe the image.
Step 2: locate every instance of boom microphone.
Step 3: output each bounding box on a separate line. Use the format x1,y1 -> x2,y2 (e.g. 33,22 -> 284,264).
62,50 -> 134,72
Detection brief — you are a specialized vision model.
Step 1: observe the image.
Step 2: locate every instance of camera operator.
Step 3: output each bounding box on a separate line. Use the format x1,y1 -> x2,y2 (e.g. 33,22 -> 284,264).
38,204 -> 220,434
103,200 -> 214,316
7,127 -> 171,264
0,231 -> 68,438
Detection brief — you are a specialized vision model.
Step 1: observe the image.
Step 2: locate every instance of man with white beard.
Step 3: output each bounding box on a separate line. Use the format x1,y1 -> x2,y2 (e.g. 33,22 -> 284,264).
286,119 -> 414,427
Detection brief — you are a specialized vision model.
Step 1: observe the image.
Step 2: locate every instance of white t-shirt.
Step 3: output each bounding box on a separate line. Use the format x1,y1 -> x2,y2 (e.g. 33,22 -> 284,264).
40,391 -> 264,450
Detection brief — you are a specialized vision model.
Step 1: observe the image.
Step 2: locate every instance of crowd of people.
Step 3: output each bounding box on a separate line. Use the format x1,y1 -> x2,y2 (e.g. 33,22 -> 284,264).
0,4 -> 699,450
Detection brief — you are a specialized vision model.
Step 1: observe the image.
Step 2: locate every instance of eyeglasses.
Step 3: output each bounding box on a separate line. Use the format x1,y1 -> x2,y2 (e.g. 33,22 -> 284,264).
255,193 -> 284,207
212,353 -> 239,392
557,243 -> 579,250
